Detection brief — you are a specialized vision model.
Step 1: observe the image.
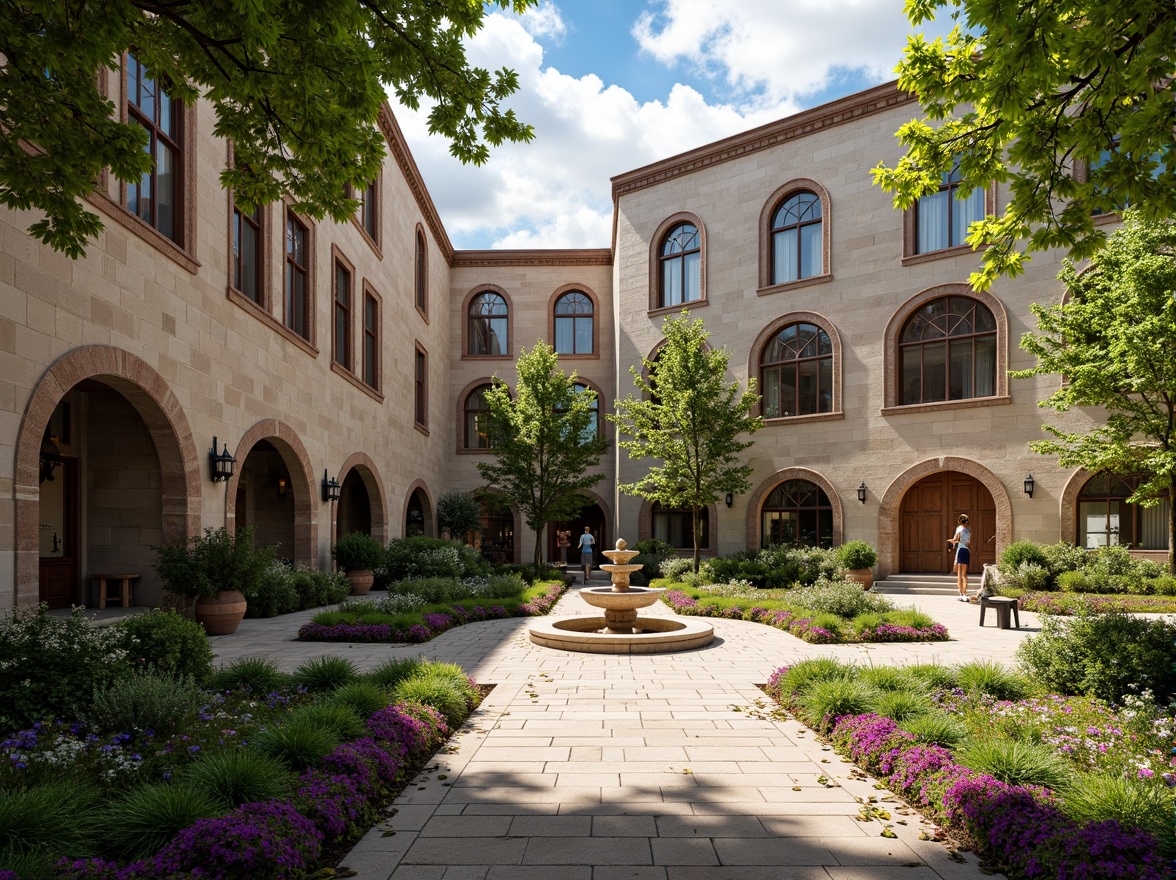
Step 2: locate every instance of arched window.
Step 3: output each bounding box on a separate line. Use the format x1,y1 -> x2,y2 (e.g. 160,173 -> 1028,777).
652,502 -> 709,550
463,384 -> 494,450
899,296 -> 996,404
1078,473 -> 1170,550
761,480 -> 833,549
771,192 -> 822,283
761,323 -> 832,418
659,223 -> 701,308
915,166 -> 984,253
414,229 -> 427,315
554,291 -> 594,354
468,292 -> 508,356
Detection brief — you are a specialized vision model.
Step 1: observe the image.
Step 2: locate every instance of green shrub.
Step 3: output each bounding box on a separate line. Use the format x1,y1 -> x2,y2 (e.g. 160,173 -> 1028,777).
788,581 -> 892,618
901,713 -> 968,747
956,739 -> 1071,790
796,679 -> 876,731
858,666 -> 915,692
1041,541 -> 1090,576
0,780 -> 99,855
152,525 -> 275,599
999,540 -> 1050,574
327,681 -> 391,718
1014,610 -> 1176,703
417,660 -> 478,708
896,662 -> 958,692
243,561 -> 301,618
437,490 -> 483,541
1061,774 -> 1174,847
286,702 -> 368,742
955,660 -> 1030,701
293,655 -> 358,692
1142,575 -> 1176,596
773,657 -> 855,700
494,563 -> 566,584
207,655 -> 288,693
633,539 -> 676,581
333,531 -> 385,571
869,689 -> 933,721
1056,569 -> 1093,593
252,719 -> 340,771
0,606 -> 131,731
391,676 -> 469,729
366,657 -> 426,690
101,782 -> 224,859
382,536 -> 490,583
287,566 -> 350,609
183,748 -> 292,808
0,848 -> 56,880
837,540 -> 877,570
659,557 -> 694,581
117,609 -> 212,683
1000,562 -> 1054,593
88,671 -> 205,735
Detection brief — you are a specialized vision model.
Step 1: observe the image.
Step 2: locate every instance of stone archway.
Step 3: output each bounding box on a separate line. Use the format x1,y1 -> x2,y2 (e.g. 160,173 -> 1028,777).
223,420 -> 316,568
745,468 -> 844,550
877,457 -> 1013,579
403,480 -> 435,538
547,489 -> 613,564
13,346 -> 201,607
334,452 -> 388,546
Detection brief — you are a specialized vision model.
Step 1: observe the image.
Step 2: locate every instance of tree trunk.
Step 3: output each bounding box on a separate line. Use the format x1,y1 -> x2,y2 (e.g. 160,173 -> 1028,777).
1169,477 -> 1175,576
692,505 -> 702,573
535,523 -> 545,580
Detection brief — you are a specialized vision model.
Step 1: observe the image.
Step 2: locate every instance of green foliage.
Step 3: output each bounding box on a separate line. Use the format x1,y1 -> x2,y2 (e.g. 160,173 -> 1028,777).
1000,562 -> 1054,593
901,713 -> 968,748
333,531 -> 385,572
252,719 -> 340,771
417,661 -> 479,709
0,0 -> 537,257
1143,576 -> 1176,596
183,749 -> 292,808
858,666 -> 916,692
327,681 -> 391,718
493,563 -> 564,585
437,490 -> 483,541
391,677 -> 469,729
787,581 -> 893,618
635,539 -> 676,557
0,606 -> 131,731
659,557 -> 695,581
1000,541 -> 1051,573
383,536 -> 491,582
0,780 -> 99,855
117,609 -> 213,683
152,526 -> 275,598
476,342 -> 610,574
896,662 -> 959,692
293,566 -> 351,608
611,312 -> 762,570
1041,541 -> 1091,576
0,848 -> 56,880
869,690 -> 933,722
1012,214 -> 1176,575
956,739 -> 1072,791
955,660 -> 1030,701
207,656 -> 289,694
1056,570 -> 1094,593
101,782 -> 224,860
773,658 -> 855,700
873,2 -> 1175,290
292,655 -> 358,692
1014,610 -> 1176,703
366,657 -> 426,691
244,562 -> 302,618
385,574 -> 526,604
88,672 -> 205,736
837,540 -> 877,570
796,678 -> 876,732
1061,774 -> 1175,847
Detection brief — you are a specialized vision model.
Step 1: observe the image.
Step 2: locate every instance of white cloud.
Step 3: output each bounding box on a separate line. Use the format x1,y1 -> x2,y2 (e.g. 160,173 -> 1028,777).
515,1 -> 567,43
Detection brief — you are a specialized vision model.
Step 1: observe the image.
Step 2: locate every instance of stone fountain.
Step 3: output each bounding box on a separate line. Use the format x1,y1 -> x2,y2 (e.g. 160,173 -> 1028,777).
528,539 -> 714,654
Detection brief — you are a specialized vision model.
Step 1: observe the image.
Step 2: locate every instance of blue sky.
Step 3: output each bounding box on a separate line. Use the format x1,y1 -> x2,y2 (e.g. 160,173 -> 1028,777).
395,1 -> 938,250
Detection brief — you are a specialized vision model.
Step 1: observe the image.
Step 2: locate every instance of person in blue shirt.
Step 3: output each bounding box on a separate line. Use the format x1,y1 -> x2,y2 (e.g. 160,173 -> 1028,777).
949,513 -> 971,601
577,527 -> 595,583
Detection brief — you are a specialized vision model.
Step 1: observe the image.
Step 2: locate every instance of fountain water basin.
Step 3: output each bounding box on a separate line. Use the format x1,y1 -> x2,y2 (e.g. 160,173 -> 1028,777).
528,538 -> 714,653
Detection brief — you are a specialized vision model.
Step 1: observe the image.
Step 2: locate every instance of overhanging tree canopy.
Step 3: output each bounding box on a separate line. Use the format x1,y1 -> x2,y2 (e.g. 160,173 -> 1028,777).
0,0 -> 536,257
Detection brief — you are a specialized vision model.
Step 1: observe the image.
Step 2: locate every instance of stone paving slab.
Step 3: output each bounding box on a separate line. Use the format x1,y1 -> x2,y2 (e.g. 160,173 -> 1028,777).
212,583 -> 1020,879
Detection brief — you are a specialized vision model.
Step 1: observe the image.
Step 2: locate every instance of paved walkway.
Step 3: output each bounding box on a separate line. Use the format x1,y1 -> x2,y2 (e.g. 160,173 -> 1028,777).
212,580 -> 1045,880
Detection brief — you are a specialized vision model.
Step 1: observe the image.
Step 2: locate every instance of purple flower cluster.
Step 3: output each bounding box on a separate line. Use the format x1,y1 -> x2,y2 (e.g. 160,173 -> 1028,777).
367,701 -> 449,760
319,736 -> 400,798
858,622 -> 949,642
290,769 -> 373,842
824,712 -> 1166,879
1019,592 -> 1176,615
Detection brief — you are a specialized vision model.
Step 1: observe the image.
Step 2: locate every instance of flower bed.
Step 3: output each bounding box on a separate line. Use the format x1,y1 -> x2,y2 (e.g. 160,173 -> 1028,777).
662,589 -> 948,644
298,582 -> 564,643
1017,592 -> 1176,615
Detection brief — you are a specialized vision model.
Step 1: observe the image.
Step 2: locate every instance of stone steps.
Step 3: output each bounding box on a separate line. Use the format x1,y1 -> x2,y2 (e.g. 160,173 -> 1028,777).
873,574 -> 962,595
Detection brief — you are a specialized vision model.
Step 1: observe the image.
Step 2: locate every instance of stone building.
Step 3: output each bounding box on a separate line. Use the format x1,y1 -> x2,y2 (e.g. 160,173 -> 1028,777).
2,67 -> 1157,609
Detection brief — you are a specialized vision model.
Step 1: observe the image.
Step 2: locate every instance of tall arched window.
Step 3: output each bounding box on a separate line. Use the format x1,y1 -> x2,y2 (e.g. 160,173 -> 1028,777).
771,192 -> 822,283
1078,473 -> 1170,550
463,384 -> 494,449
652,502 -> 709,549
761,480 -> 833,548
899,296 -> 996,404
468,292 -> 508,356
915,166 -> 984,253
761,323 -> 832,418
659,223 -> 701,308
414,229 -> 427,315
554,291 -> 593,354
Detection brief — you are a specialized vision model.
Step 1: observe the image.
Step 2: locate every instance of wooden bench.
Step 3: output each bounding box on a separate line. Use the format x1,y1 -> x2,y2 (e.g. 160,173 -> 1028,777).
978,595 -> 1020,629
92,573 -> 140,609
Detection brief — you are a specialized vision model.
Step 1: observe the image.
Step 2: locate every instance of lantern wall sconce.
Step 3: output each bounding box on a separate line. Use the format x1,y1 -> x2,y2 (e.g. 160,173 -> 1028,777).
724,492 -> 733,508
1023,473 -> 1035,498
857,482 -> 867,504
277,477 -> 288,501
321,470 -> 341,503
209,436 -> 236,483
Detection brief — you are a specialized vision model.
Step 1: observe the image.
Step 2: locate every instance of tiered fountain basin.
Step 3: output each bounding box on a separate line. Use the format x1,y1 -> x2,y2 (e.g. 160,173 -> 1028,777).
528,539 -> 714,654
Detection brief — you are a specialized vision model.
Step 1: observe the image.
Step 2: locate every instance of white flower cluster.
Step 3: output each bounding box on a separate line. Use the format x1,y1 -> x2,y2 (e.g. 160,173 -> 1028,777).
376,593 -> 427,614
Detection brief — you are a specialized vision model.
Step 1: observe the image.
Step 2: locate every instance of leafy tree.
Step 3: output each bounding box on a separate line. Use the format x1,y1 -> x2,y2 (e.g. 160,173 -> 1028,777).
477,342 -> 609,575
1012,212 -> 1176,574
611,312 -> 762,572
872,0 -> 1175,291
436,490 -> 482,543
1,0 -> 536,257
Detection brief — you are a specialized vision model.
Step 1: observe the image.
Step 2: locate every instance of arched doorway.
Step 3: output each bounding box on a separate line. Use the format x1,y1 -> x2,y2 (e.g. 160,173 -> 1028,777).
900,472 -> 996,572
338,470 -> 372,538
235,440 -> 296,561
549,502 -> 606,567
405,487 -> 433,537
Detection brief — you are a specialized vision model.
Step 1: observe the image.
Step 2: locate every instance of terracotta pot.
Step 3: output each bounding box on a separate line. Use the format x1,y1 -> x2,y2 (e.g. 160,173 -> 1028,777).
844,568 -> 874,591
347,569 -> 374,596
194,590 -> 247,635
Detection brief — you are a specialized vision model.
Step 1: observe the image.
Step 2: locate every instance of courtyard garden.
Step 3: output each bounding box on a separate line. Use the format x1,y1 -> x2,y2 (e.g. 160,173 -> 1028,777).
0,606 -> 480,880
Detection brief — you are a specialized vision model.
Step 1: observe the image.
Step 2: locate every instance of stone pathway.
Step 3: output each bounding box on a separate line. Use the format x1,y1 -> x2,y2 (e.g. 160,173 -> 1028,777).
211,582 -> 1046,880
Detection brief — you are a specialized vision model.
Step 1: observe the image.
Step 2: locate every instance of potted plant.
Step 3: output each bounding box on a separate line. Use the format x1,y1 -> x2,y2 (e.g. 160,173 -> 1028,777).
333,531 -> 385,595
837,540 -> 878,590
152,527 -> 273,635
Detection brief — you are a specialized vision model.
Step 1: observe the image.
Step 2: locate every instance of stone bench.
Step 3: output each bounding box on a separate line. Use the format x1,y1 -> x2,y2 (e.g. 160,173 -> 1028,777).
978,595 -> 1020,629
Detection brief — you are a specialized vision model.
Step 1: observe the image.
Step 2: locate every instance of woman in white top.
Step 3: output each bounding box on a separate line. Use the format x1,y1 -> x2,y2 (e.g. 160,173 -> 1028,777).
948,513 -> 971,600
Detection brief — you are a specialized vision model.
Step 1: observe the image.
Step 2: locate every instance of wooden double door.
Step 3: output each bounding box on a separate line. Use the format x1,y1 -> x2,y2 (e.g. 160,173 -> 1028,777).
900,472 -> 996,573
